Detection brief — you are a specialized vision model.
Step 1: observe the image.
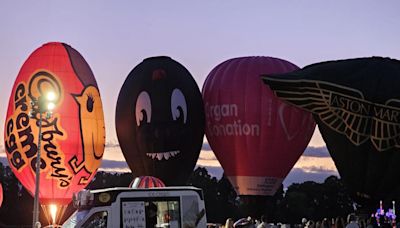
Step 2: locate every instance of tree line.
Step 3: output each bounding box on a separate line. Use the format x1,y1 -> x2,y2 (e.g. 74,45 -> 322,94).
0,163 -> 356,227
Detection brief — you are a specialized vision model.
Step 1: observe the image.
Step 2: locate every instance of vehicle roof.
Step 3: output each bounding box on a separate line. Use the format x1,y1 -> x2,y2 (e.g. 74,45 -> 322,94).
89,186 -> 202,194
74,186 -> 205,209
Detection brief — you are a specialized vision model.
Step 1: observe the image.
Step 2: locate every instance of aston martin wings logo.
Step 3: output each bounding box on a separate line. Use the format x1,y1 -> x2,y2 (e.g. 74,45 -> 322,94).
262,77 -> 400,151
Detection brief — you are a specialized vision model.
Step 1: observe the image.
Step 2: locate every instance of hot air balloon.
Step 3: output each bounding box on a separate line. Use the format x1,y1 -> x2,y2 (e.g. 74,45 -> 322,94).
0,182 -> 3,208
116,56 -> 205,186
129,176 -> 166,188
261,57 -> 400,206
4,42 -> 105,225
202,56 -> 315,197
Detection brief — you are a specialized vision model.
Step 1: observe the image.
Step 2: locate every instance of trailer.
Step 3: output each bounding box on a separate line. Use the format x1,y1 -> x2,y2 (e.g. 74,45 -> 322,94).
62,187 -> 207,228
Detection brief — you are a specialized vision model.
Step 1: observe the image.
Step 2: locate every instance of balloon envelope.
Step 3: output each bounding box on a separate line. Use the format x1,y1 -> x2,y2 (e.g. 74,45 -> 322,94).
129,176 -> 166,189
262,57 -> 400,203
4,42 -> 105,205
116,56 -> 204,185
0,183 -> 3,208
203,56 -> 315,196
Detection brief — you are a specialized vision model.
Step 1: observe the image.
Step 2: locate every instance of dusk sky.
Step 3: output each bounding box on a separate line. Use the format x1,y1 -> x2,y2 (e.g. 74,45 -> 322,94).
1,1 -> 399,187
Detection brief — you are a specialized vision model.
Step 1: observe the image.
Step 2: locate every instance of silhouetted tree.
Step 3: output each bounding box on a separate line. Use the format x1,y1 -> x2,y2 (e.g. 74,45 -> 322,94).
0,163 -> 33,227
276,176 -> 354,224
237,185 -> 284,221
0,165 -> 358,227
187,167 -> 245,223
86,171 -> 133,189
216,174 -> 240,220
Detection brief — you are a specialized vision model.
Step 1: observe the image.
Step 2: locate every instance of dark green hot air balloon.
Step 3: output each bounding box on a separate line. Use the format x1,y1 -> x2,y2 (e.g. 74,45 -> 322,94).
262,57 -> 400,206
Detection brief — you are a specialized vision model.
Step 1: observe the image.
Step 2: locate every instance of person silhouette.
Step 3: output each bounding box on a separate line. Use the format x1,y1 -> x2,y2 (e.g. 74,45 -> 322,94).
146,202 -> 158,228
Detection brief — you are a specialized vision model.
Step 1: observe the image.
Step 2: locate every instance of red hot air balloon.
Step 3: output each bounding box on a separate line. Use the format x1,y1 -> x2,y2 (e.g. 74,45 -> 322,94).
129,176 -> 166,189
202,56 -> 315,196
4,42 -> 105,222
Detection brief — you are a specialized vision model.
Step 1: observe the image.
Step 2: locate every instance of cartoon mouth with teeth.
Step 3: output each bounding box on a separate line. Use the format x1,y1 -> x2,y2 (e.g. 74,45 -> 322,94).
146,150 -> 180,160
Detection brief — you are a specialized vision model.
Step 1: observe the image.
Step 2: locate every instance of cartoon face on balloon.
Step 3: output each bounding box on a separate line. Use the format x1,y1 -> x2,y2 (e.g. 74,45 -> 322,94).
135,79 -> 190,160
116,57 -> 204,185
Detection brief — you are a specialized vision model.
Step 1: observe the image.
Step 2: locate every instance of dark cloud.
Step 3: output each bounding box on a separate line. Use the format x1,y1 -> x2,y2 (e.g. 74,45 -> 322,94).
302,146 -> 330,158
195,165 -> 339,188
305,166 -> 337,173
105,142 -> 121,148
201,144 -> 330,158
198,154 -> 217,161
201,142 -> 212,151
105,140 -> 329,160
0,145 -> 337,188
283,167 -> 339,187
100,159 -> 129,169
0,156 -> 7,165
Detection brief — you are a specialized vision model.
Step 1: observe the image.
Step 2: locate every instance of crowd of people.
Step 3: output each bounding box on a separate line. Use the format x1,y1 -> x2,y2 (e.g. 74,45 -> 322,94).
207,213 -> 397,228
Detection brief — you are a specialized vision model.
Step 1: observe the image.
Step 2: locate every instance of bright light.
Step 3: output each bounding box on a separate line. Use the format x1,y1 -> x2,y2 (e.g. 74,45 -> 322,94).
47,102 -> 55,111
49,204 -> 57,225
46,91 -> 56,101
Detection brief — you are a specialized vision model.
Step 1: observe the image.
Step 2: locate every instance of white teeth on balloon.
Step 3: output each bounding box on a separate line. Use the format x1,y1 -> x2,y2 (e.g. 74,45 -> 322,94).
146,153 -> 157,159
164,153 -> 171,160
146,150 -> 180,160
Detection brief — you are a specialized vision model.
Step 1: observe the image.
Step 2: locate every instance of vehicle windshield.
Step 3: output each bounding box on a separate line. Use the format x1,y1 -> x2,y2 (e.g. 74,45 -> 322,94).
122,198 -> 181,228
62,210 -> 89,228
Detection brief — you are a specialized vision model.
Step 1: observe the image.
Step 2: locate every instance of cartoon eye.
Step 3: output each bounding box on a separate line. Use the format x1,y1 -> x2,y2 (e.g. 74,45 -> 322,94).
135,91 -> 152,126
86,94 -> 94,112
171,89 -> 187,124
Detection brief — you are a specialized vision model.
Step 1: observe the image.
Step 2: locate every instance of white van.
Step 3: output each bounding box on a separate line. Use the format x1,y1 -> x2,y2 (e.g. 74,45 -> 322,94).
62,187 -> 207,228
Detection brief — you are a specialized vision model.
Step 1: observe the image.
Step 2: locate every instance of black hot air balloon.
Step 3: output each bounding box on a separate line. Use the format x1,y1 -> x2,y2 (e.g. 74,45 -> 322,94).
116,56 -> 205,186
261,57 -> 400,206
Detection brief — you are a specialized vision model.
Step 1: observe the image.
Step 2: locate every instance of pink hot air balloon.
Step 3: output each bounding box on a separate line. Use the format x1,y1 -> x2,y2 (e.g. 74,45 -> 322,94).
202,56 -> 316,196
129,176 -> 166,189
